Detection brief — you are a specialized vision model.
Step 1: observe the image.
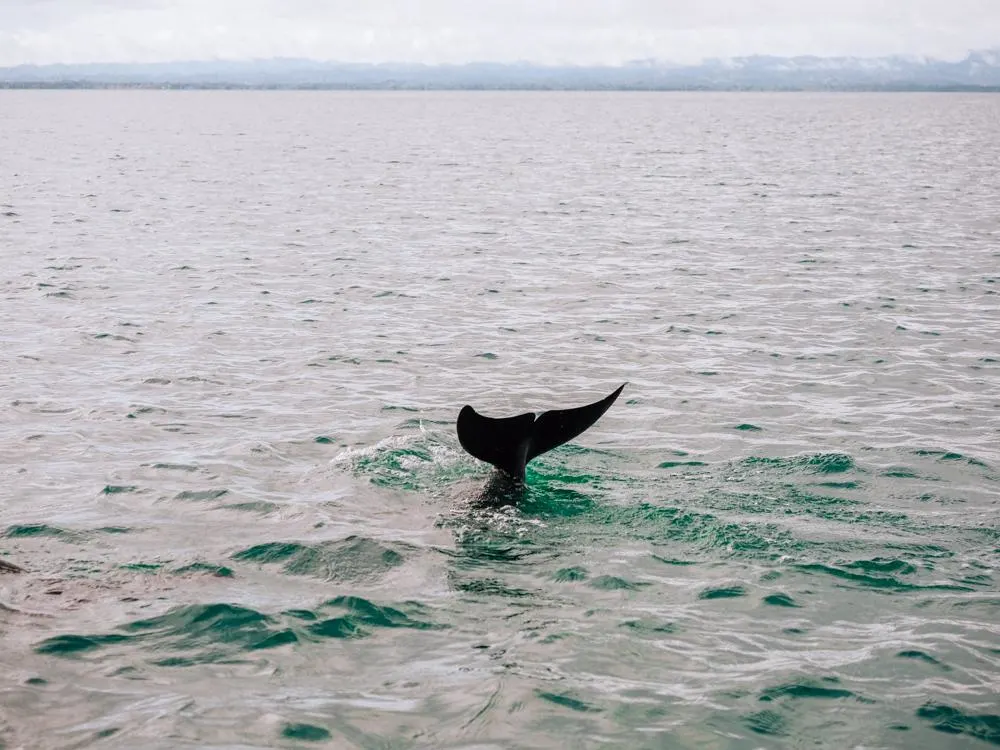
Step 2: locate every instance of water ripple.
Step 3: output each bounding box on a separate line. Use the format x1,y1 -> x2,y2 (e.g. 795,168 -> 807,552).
1,90 -> 997,749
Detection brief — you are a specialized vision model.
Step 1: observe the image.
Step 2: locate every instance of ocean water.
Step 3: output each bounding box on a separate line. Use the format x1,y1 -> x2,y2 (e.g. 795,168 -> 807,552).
1,90 -> 998,749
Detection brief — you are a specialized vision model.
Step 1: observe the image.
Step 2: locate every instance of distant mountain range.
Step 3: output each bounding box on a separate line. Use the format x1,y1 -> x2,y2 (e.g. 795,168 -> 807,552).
3,50 -> 1000,91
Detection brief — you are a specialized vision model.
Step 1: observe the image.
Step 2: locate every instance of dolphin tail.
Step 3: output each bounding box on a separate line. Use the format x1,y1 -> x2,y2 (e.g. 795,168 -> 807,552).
457,383 -> 626,481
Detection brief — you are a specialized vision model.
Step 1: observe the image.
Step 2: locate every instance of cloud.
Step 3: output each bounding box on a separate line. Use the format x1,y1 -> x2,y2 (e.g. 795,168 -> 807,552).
1,0 -> 998,66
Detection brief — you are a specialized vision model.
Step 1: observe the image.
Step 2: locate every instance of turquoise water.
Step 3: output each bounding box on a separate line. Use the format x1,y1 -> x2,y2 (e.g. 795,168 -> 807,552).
1,91 -> 998,748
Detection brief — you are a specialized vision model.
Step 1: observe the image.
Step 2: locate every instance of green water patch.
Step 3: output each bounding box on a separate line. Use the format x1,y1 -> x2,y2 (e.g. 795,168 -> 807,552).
173,562 -> 234,578
36,633 -> 131,656
282,609 -> 318,621
896,650 -> 951,670
546,443 -> 623,460
553,566 -> 588,582
450,576 -> 535,599
697,448 -> 983,538
121,603 -> 293,663
588,575 -> 650,591
3,524 -> 76,539
672,453 -> 933,540
688,476 -> 939,539
361,446 -> 434,489
741,453 -> 859,475
651,555 -> 698,566
762,593 -> 800,607
127,406 -> 168,419
610,503 -> 803,560
445,532 -> 552,598
118,562 -> 165,573
231,536 -> 405,581
352,437 -> 469,492
793,561 -> 972,593
530,462 -> 603,484
846,558 -> 917,575
281,723 -> 331,742
912,449 -> 990,470
881,466 -> 934,480
916,703 -> 1000,745
538,632 -> 571,644
758,677 -> 872,704
812,480 -> 863,490
883,542 -> 955,560
102,485 -> 140,494
699,585 -> 746,600
352,434 -> 982,606
517,482 -> 598,519
446,530 -> 545,566
711,485 -> 863,516
620,619 -> 678,635
220,501 -> 279,514
0,523 -> 132,547
306,596 -> 444,638
743,709 -> 788,736
174,489 -> 229,501
957,573 -> 994,587
35,597 -> 442,665
535,690 -> 602,713
151,463 -> 199,472
804,506 -> 912,527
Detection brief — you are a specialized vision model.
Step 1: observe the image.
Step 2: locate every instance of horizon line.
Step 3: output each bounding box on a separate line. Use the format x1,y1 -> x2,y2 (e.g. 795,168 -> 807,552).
3,46 -> 1000,70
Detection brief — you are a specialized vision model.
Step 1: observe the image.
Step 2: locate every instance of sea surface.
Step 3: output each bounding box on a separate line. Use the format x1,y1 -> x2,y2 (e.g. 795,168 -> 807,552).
1,90 -> 998,749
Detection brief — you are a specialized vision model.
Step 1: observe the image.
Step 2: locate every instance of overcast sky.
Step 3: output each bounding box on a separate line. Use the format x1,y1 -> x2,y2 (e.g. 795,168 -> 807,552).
1,0 -> 998,67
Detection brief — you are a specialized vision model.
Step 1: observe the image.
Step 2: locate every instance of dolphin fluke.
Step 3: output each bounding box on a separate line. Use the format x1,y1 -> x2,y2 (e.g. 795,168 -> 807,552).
457,384 -> 626,481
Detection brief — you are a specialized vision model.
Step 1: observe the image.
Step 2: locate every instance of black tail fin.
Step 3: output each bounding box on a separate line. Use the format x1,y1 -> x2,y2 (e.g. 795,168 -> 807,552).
457,384 -> 626,481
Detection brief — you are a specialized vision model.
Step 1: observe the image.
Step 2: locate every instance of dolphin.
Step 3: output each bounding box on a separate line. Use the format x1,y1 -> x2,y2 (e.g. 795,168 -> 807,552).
456,383 -> 626,487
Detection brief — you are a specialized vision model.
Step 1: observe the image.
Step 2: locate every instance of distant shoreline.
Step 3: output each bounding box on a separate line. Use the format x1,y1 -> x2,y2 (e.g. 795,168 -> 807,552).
5,51 -> 999,91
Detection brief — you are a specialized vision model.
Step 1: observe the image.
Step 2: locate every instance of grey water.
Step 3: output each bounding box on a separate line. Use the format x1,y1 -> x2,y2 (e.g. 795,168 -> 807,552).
1,90 -> 998,749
